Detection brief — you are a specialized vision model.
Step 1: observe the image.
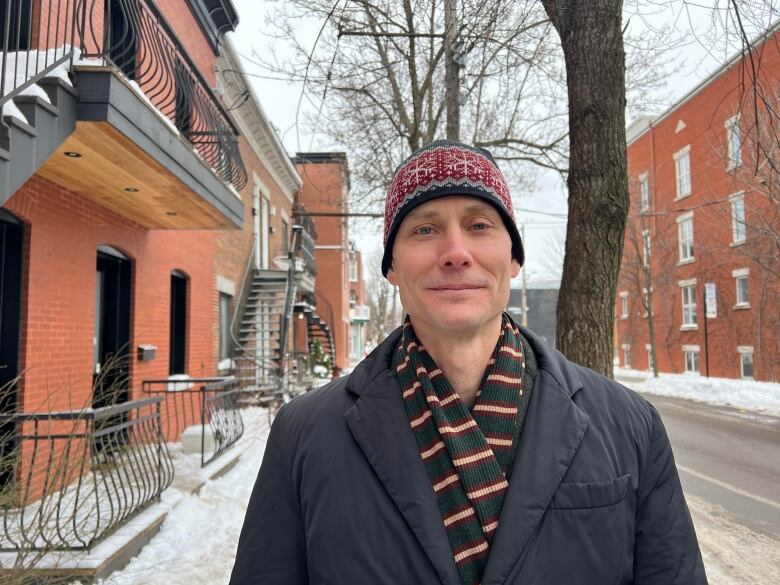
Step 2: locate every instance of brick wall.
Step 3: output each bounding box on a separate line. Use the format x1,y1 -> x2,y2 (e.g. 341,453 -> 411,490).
212,135 -> 295,366
295,155 -> 351,371
5,175 -> 216,413
616,30 -> 780,381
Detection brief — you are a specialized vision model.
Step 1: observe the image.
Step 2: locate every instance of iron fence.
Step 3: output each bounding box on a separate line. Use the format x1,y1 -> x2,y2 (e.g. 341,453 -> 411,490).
0,396 -> 174,551
1,0 -> 80,109
141,376 -> 244,467
1,0 -> 247,190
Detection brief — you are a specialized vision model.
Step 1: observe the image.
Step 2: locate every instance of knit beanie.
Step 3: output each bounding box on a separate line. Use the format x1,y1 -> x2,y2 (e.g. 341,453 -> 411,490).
382,139 -> 524,276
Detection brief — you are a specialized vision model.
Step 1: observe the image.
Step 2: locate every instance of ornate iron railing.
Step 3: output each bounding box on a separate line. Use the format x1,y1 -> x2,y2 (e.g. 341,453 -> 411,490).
141,376 -> 243,467
81,0 -> 247,189
0,396 -> 174,551
1,0 -> 80,109
1,0 -> 247,190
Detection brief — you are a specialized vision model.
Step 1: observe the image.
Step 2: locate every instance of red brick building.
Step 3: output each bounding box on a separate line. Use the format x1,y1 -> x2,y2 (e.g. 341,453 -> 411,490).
615,23 -> 780,381
348,243 -> 370,366
294,152 -> 353,374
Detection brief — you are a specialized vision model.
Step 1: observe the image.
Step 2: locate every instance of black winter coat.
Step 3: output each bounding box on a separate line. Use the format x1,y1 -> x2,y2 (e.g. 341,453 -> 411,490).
230,328 -> 707,585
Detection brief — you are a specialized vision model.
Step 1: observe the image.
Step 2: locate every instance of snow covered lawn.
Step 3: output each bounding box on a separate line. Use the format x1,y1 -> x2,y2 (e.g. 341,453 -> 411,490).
94,408 -> 270,585
615,368 -> 780,416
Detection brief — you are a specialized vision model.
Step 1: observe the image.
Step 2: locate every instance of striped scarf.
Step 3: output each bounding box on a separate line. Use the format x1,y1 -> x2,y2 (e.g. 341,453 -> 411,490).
393,313 -> 526,585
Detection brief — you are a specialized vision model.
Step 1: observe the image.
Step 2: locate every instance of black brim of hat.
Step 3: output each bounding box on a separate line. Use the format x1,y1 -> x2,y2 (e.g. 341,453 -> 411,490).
381,188 -> 525,276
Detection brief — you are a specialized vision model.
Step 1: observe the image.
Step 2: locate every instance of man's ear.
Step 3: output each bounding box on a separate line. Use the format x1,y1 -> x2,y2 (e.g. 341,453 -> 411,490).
386,262 -> 398,286
511,259 -> 521,279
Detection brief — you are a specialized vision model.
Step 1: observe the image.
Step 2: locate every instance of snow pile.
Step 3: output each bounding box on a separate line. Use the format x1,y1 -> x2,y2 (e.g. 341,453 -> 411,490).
616,369 -> 780,416
94,407 -> 270,585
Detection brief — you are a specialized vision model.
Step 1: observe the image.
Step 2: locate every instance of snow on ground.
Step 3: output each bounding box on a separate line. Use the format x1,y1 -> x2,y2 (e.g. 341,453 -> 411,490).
80,398 -> 775,585
93,408 -> 270,585
688,495 -> 780,584
615,368 -> 780,416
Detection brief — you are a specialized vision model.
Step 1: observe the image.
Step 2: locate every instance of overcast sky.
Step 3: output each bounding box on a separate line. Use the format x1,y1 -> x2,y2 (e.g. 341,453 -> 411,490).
226,0 -> 778,286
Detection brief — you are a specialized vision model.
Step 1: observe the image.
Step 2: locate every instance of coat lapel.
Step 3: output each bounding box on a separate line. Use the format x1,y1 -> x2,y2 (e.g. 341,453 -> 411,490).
344,335 -> 461,585
481,336 -> 590,585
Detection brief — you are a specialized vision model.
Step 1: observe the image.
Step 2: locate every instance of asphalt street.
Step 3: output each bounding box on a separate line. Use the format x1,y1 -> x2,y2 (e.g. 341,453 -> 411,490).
633,391 -> 779,530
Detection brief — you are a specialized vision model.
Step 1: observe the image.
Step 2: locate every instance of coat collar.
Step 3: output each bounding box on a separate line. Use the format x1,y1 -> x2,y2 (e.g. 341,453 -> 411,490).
344,326 -> 589,585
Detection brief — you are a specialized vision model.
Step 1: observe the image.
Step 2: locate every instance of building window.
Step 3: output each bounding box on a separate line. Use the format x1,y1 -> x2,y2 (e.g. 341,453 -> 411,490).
683,345 -> 700,374
645,344 -> 654,371
349,253 -> 358,282
170,271 -> 188,375
738,347 -> 754,379
219,293 -> 234,362
349,289 -> 357,307
674,146 -> 691,199
642,288 -> 651,318
730,193 -> 746,244
642,229 -> 651,267
680,280 -> 697,328
639,173 -> 650,212
677,212 -> 694,262
733,268 -> 749,308
619,291 -> 628,319
622,344 -> 631,368
726,115 -> 742,169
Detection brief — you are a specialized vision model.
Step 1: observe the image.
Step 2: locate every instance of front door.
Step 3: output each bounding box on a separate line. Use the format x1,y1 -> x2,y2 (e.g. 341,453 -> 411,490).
93,251 -> 132,411
0,213 -> 23,489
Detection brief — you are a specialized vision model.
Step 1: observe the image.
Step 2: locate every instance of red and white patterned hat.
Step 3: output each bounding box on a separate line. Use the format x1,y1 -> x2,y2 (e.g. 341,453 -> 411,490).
382,140 -> 524,276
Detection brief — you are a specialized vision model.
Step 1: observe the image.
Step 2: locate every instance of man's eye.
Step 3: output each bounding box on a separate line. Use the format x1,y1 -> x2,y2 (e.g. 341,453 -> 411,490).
472,222 -> 489,230
416,226 -> 433,235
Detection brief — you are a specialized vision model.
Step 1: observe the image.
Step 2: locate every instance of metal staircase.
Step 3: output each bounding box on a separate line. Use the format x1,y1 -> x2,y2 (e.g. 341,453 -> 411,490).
0,77 -> 78,205
231,228 -> 304,398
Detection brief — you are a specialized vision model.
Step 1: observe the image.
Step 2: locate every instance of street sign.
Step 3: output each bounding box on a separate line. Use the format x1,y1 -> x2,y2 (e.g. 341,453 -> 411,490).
705,282 -> 717,318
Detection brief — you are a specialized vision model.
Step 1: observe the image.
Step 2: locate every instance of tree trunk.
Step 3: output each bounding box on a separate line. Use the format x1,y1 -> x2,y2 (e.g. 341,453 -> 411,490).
542,0 -> 629,377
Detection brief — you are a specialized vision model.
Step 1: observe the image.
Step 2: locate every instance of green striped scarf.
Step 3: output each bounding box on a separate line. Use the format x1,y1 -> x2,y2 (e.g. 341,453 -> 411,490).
393,313 -> 527,585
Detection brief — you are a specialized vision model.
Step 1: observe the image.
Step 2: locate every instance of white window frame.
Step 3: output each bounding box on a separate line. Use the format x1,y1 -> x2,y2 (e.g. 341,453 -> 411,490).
642,287 -> 652,318
641,229 -> 651,268
738,346 -> 754,379
619,291 -> 628,319
682,344 -> 701,374
725,114 -> 742,170
639,172 -> 650,212
676,211 -> 694,264
679,278 -> 698,330
730,192 -> 746,245
732,268 -> 750,308
622,343 -> 631,369
674,146 -> 692,200
645,343 -> 654,372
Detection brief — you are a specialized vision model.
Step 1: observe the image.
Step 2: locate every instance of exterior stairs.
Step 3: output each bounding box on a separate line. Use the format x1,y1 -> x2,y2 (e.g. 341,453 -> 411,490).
0,77 -> 77,205
233,270 -> 291,395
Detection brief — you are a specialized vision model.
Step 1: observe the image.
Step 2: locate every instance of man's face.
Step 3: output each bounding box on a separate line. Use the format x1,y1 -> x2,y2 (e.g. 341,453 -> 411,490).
386,196 -> 520,339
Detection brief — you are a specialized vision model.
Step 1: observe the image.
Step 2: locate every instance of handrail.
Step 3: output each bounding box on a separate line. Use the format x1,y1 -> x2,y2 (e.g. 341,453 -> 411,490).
0,0 -> 80,109
277,225 -> 303,387
142,376 -> 243,466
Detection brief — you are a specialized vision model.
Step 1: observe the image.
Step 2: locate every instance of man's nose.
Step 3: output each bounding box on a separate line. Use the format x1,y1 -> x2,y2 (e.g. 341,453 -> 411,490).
439,227 -> 473,268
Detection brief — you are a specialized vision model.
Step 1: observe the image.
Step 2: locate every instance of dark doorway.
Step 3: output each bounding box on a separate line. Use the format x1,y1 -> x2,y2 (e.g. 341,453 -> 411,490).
0,212 -> 23,490
174,63 -> 192,139
106,0 -> 138,80
169,272 -> 187,375
93,251 -> 132,410
0,0 -> 34,53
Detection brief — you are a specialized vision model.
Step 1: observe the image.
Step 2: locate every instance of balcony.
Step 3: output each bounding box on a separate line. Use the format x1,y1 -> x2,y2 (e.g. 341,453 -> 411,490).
1,0 -> 246,228
350,304 -> 371,322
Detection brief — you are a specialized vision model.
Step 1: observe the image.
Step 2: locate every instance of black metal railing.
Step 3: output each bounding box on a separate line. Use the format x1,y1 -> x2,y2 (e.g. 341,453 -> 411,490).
294,206 -> 317,277
1,0 -> 80,110
277,225 -> 303,387
81,0 -> 247,189
1,0 -> 247,191
141,376 -> 243,467
0,396 -> 174,551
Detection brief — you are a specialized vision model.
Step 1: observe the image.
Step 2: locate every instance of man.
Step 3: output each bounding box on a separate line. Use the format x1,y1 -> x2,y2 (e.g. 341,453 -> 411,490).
230,140 -> 707,585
